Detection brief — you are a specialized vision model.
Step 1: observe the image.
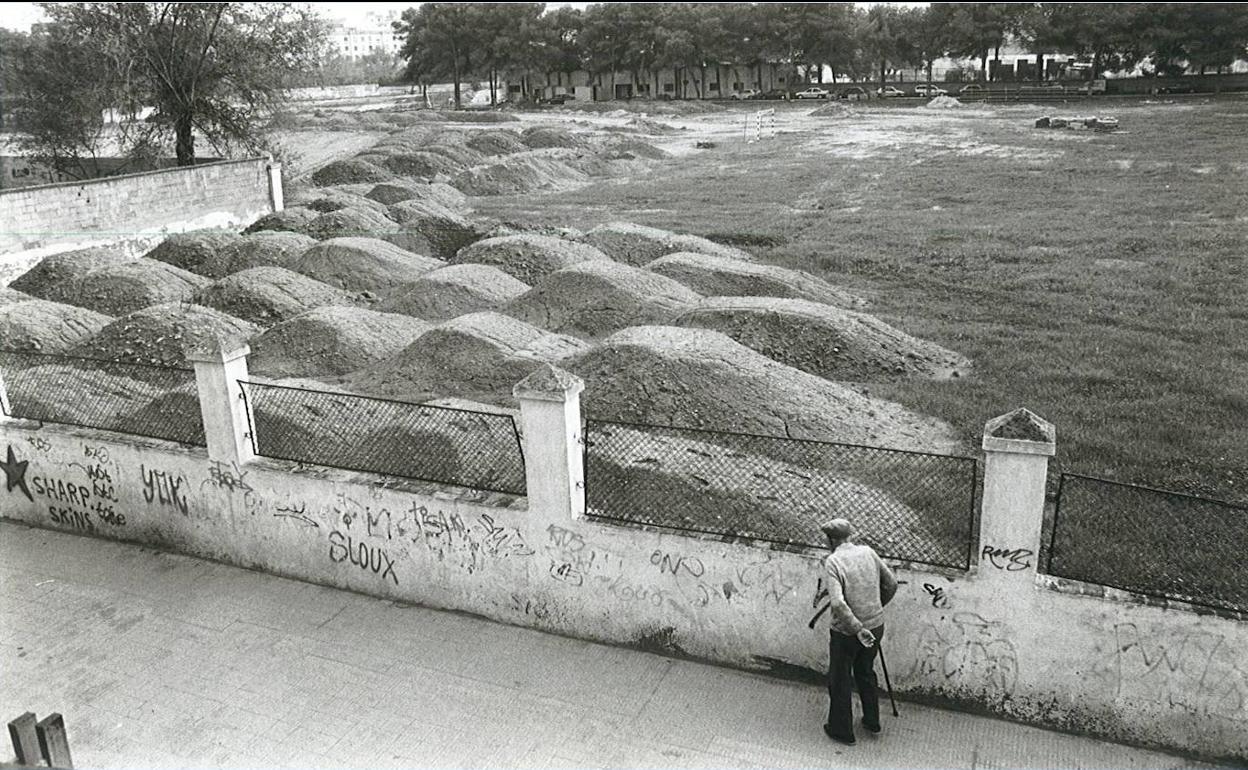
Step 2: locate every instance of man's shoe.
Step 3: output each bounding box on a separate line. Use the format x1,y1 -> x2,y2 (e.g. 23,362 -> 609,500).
823,724 -> 856,745
861,719 -> 882,734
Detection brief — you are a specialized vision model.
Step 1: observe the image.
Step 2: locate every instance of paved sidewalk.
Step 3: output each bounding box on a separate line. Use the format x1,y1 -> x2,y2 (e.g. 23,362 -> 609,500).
0,522 -> 1218,770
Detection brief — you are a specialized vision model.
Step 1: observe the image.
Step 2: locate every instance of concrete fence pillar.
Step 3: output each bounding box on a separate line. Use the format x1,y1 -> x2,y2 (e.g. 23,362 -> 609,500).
185,338 -> 255,467
266,159 -> 284,213
978,408 -> 1056,589
513,364 -> 585,519
0,366 -> 12,423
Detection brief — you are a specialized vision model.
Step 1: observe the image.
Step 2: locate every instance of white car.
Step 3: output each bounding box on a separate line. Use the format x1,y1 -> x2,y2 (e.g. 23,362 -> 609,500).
795,87 -> 831,100
732,89 -> 760,100
914,84 -> 949,97
877,86 -> 905,98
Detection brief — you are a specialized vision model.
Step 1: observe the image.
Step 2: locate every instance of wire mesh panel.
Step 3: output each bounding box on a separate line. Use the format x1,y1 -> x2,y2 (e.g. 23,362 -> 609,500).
0,349 -> 205,446
240,381 -> 525,495
1048,473 -> 1248,612
584,419 -> 978,570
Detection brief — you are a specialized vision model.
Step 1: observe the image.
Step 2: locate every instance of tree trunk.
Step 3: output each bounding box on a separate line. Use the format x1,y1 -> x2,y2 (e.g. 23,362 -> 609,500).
1092,50 -> 1102,80
927,62 -> 933,86
980,53 -> 988,82
879,59 -> 886,92
452,55 -> 462,109
1036,53 -> 1044,83
175,112 -> 194,166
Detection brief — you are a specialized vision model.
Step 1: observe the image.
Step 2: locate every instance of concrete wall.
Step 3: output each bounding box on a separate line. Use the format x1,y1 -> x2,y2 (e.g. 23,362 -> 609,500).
0,157 -> 281,277
0,358 -> 1243,764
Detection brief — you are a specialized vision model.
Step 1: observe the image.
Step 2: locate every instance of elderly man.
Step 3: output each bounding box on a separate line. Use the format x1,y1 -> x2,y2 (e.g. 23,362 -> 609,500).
820,518 -> 898,745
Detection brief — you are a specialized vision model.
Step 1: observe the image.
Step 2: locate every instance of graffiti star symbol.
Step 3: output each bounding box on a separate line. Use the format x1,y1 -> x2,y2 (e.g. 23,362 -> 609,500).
2,445 -> 34,502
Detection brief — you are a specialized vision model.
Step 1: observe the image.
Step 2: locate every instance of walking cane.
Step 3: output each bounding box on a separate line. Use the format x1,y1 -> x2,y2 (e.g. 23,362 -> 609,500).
878,643 -> 900,717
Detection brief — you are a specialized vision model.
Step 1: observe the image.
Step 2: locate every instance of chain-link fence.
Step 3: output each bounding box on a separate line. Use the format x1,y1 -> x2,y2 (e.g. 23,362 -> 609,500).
239,380 -> 525,495
584,419 -> 978,570
0,349 -> 205,446
1047,473 -> 1248,613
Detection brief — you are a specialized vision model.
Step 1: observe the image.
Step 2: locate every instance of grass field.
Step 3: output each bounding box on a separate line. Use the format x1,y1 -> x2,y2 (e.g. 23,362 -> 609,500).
476,97 -> 1248,504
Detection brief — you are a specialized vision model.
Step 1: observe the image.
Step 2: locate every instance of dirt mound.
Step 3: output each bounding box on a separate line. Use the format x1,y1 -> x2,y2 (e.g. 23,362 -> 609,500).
926,96 -> 963,109
661,234 -> 754,262
375,150 -> 463,178
566,326 -> 958,452
206,232 -> 317,277
311,158 -> 394,186
71,302 -> 259,368
423,142 -> 486,168
520,126 -> 588,149
674,297 -> 970,382
68,258 -> 211,317
385,200 -> 484,259
144,230 -> 246,276
304,206 -> 399,241
647,252 -> 860,307
365,182 -> 428,205
601,137 -> 670,160
465,130 -> 527,156
625,116 -> 681,134
193,266 -> 357,327
561,100 -> 724,116
451,154 -> 588,196
584,222 -> 675,266
292,237 -> 445,296
243,207 -> 319,235
344,311 -> 588,404
304,189 -> 390,215
504,261 -> 701,339
248,306 -> 431,379
0,299 -> 112,353
379,264 -> 529,321
809,102 -> 855,118
451,233 -> 610,284
4,364 -> 163,427
10,248 -> 135,303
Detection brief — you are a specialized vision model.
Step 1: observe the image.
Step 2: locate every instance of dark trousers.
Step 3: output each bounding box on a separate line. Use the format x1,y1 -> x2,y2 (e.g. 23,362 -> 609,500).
826,625 -> 883,738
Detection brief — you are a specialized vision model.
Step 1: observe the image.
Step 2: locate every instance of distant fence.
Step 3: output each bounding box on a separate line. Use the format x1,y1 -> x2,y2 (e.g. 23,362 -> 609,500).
583,419 -> 978,570
239,381 -> 526,496
0,349 -> 205,446
1047,473 -> 1248,613
746,108 -> 776,143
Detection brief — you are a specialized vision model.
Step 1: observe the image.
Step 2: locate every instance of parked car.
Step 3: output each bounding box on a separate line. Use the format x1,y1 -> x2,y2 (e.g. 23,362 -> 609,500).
959,84 -> 985,95
753,89 -> 791,100
914,84 -> 949,97
543,93 -> 575,105
839,86 -> 870,101
876,86 -> 905,98
732,89 -> 760,100
795,87 -> 831,99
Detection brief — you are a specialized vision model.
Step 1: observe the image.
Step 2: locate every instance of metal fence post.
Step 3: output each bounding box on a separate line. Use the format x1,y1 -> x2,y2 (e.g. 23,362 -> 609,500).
184,337 -> 254,467
979,408 -> 1056,583
513,363 -> 585,520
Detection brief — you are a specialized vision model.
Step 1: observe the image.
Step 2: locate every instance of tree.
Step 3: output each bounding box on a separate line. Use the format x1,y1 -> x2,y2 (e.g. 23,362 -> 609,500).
25,3 -> 325,167
396,3 -> 475,109
931,3 -> 1017,81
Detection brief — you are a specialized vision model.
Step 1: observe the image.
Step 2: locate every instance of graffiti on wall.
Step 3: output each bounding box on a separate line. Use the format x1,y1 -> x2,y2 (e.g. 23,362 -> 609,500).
980,545 -> 1033,572
20,443 -> 127,531
1099,622 -> 1248,725
2,445 -> 33,502
328,529 -> 398,586
910,612 -> 1019,696
140,464 -> 189,515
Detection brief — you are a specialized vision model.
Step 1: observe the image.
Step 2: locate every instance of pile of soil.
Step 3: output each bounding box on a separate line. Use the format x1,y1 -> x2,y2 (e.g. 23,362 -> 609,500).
601,137 -> 670,160
291,237 -> 445,296
465,130 -> 527,156
144,230 -> 245,275
120,382 -> 206,446
0,288 -> 35,307
625,116 -> 681,134
809,102 -> 855,118
503,261 -> 701,339
311,158 -> 394,186
206,232 -> 317,277
247,306 -> 431,379
586,423 -> 943,553
4,364 -> 164,427
647,252 -> 861,307
451,233 -> 610,284
344,311 -> 588,404
379,264 -> 530,321
365,182 -> 428,206
68,258 -> 211,317
451,154 -> 587,196
520,126 -> 588,150
304,189 -> 390,216
10,248 -> 135,304
70,302 -> 260,368
0,299 -> 112,353
661,233 -> 755,262
375,151 -> 463,178
192,267 -> 357,327
243,207 -> 319,236
584,222 -> 676,266
926,96 -> 963,109
304,206 -> 400,241
422,140 -> 486,167
561,100 -> 724,116
565,326 -> 958,453
385,200 -> 484,259
674,297 -> 971,383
